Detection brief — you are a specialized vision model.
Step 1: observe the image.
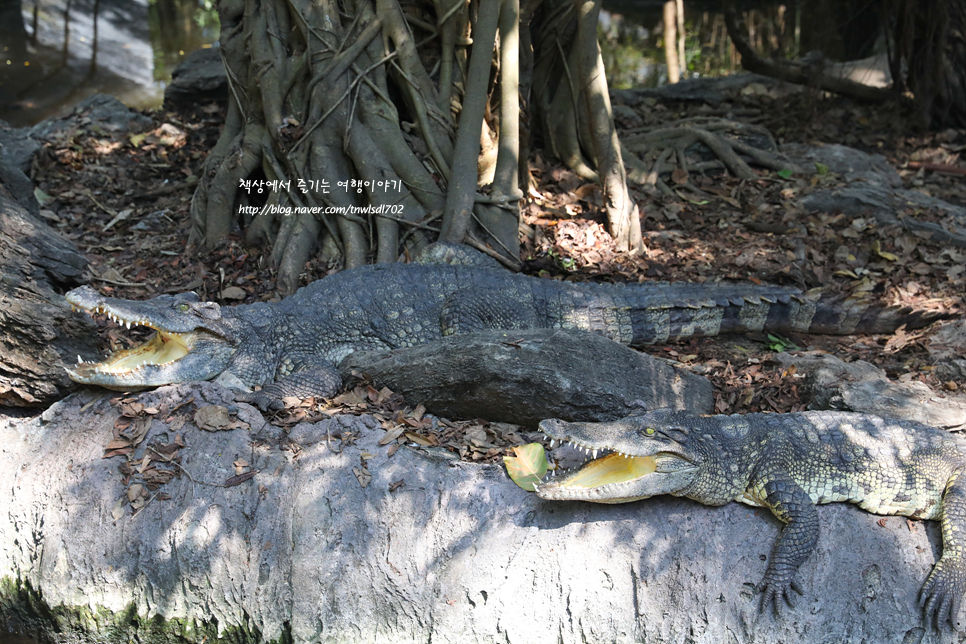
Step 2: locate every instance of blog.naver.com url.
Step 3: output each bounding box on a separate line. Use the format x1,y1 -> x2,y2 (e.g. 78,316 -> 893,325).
237,177 -> 405,217
238,203 -> 405,217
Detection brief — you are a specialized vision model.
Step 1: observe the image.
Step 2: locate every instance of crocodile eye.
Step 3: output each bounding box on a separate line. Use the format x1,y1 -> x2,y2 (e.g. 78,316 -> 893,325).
644,427 -> 655,436
178,303 -> 190,312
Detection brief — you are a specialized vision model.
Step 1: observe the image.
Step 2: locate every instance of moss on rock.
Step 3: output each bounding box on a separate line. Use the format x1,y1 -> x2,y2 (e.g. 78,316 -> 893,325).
0,576 -> 290,644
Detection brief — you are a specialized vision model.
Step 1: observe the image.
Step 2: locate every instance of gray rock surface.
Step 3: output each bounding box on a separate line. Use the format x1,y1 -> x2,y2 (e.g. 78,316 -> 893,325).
30,94 -> 153,139
339,329 -> 714,426
773,351 -> 966,430
0,382 -> 956,643
163,47 -> 228,107
784,142 -> 966,248
0,120 -> 41,174
0,158 -> 38,215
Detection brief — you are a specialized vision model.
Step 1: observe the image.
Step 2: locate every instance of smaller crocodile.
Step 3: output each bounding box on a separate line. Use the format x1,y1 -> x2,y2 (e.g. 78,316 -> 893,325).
535,410 -> 966,627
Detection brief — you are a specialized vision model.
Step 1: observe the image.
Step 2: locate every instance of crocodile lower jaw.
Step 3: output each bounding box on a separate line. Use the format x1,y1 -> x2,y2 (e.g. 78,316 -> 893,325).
533,451 -> 699,503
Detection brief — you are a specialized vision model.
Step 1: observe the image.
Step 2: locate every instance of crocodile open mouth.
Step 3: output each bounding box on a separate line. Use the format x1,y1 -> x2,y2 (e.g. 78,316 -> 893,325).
541,441 -> 659,490
68,304 -> 196,377
533,422 -> 699,502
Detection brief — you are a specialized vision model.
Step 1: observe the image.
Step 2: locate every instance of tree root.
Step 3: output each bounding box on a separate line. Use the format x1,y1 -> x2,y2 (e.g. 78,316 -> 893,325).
190,0 -> 640,289
622,118 -> 800,196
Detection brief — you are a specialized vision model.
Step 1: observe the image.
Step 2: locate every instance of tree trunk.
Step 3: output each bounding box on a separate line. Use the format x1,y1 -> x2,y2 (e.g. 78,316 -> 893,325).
339,329 -> 713,425
0,195 -> 98,406
0,0 -> 28,59
189,0 -> 641,292
892,0 -> 966,128
663,1 -> 680,83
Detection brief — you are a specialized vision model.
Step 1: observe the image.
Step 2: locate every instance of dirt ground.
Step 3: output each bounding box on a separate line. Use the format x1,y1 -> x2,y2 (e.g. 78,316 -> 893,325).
29,83 -> 965,458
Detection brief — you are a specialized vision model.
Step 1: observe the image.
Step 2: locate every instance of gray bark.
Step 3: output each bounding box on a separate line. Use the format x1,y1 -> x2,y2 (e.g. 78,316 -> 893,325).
0,381 -> 952,643
339,329 -> 713,425
0,195 -> 97,406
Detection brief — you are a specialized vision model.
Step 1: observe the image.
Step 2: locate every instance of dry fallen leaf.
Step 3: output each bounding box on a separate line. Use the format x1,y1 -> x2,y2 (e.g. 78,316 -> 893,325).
221,286 -> 247,300
379,426 -> 406,445
352,466 -> 372,488
405,432 -> 436,446
112,496 -> 126,521
195,405 -> 232,430
223,471 -> 257,487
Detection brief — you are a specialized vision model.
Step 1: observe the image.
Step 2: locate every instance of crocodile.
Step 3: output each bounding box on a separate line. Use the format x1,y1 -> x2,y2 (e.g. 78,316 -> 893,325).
535,409 -> 966,627
65,260 -> 946,408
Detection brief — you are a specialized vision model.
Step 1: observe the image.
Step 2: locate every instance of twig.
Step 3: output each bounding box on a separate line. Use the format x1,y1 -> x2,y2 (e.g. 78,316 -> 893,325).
375,211 -> 442,233
87,275 -> 149,288
133,181 -> 197,199
465,235 -> 523,271
907,161 -> 966,176
129,491 -> 162,520
147,446 -> 226,488
471,209 -> 519,260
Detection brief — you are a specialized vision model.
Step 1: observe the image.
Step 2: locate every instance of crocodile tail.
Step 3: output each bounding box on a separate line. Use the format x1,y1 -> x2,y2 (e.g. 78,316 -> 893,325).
624,287 -> 952,344
786,291 -> 954,336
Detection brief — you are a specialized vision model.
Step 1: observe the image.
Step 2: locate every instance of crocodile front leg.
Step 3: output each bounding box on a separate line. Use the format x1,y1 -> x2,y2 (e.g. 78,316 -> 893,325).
752,472 -> 820,617
920,470 -> 966,628
235,358 -> 342,411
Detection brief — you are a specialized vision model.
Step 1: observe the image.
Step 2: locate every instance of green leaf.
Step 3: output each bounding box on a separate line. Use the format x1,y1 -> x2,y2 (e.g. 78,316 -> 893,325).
34,187 -> 55,206
814,162 -> 829,175
503,443 -> 547,492
767,334 -> 799,353
777,168 -> 794,180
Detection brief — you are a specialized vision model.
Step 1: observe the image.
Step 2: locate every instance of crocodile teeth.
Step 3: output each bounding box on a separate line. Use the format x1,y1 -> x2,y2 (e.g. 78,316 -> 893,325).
77,355 -> 83,364
549,439 -> 557,449
125,320 -> 131,329
592,449 -> 598,458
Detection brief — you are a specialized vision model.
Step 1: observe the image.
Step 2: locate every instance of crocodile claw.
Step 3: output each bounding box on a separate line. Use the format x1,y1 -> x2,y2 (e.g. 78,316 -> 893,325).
234,390 -> 284,412
919,557 -> 966,629
757,574 -> 804,618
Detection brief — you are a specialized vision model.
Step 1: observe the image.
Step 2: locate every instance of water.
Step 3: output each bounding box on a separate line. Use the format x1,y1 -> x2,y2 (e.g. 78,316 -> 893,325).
0,0 -> 219,126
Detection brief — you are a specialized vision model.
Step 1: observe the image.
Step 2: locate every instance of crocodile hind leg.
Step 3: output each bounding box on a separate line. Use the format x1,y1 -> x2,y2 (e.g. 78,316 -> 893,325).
920,470 -> 966,628
439,289 -> 539,335
753,472 -> 820,617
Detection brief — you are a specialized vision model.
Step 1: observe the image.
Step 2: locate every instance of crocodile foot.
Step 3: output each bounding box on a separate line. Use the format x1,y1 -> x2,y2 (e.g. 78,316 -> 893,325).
919,555 -> 966,629
757,570 -> 804,618
235,389 -> 285,412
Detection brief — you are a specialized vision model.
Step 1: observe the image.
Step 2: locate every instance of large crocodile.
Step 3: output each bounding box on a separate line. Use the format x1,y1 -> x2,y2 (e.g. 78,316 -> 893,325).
65,260 -> 945,408
535,410 -> 966,627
